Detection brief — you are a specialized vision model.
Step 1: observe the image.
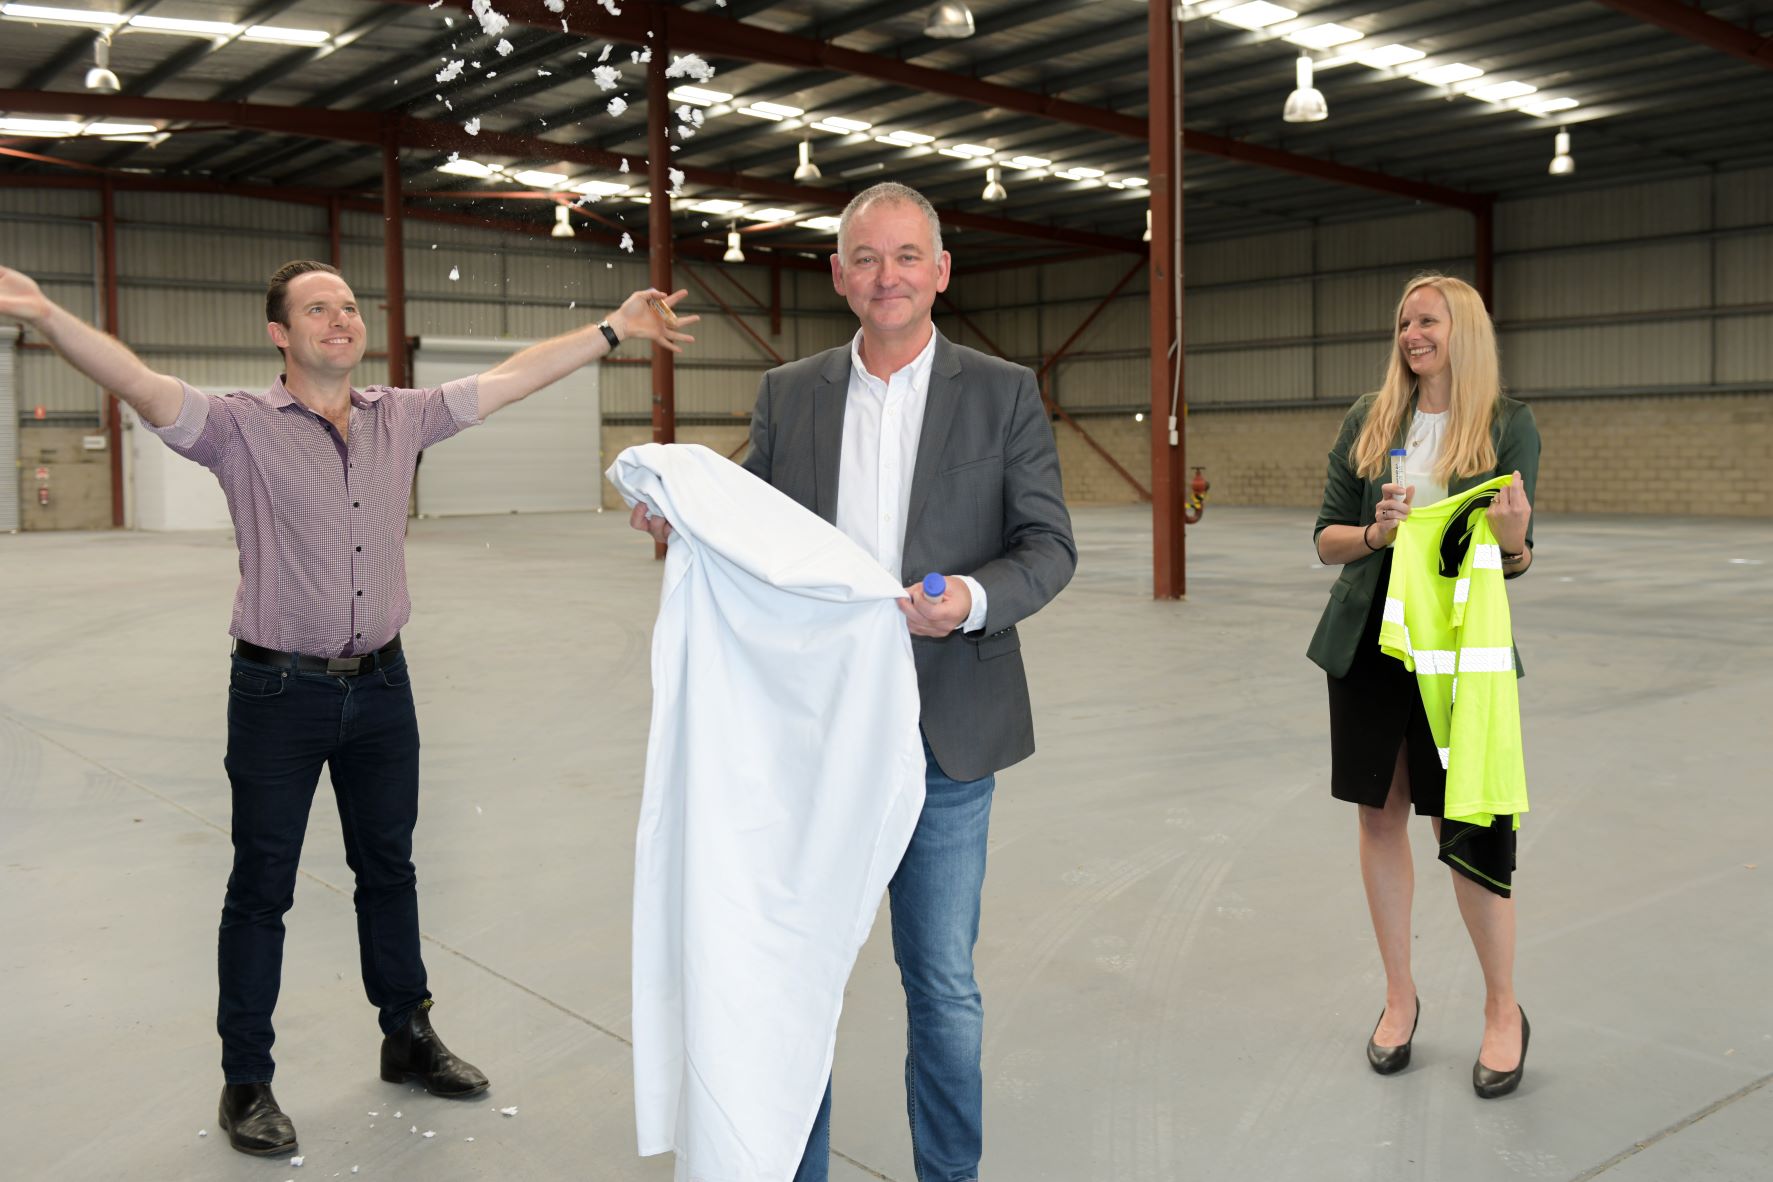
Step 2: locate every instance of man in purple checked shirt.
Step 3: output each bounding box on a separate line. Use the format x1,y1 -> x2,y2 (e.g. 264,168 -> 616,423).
0,259 -> 696,1158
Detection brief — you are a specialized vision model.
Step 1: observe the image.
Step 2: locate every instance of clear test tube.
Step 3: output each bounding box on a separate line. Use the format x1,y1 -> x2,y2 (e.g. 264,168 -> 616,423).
1389,448 -> 1406,500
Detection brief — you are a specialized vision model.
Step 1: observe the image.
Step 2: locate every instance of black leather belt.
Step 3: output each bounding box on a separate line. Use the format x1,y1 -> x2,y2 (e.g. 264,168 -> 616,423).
232,634 -> 402,676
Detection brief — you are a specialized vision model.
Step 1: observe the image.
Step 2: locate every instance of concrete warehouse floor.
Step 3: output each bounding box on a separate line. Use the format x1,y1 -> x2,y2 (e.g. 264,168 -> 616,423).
3,504 -> 1770,1182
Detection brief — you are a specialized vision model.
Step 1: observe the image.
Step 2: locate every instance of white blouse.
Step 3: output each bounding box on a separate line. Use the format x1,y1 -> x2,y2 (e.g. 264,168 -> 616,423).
1402,409 -> 1449,507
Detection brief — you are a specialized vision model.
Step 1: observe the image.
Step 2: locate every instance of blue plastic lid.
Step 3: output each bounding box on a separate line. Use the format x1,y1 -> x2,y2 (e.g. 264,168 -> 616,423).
922,572 -> 947,598
1389,448 -> 1407,456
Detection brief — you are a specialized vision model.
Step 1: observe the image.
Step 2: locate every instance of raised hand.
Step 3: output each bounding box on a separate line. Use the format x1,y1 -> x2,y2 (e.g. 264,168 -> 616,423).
0,266 -> 52,326
607,289 -> 699,354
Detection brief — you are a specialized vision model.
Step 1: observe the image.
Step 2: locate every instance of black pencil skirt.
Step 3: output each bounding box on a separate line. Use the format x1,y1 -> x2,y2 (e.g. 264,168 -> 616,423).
1326,551 -> 1517,897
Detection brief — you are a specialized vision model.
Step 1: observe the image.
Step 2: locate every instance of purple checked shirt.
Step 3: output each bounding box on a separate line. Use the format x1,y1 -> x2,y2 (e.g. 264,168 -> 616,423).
146,376 -> 481,657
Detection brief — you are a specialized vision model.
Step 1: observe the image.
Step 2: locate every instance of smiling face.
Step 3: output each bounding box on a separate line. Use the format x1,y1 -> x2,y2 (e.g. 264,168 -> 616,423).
831,199 -> 951,341
1397,283 -> 1452,383
268,270 -> 365,377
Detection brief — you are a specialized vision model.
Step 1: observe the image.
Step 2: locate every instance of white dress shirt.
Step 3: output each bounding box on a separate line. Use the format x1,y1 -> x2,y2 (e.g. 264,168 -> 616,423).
836,328 -> 988,632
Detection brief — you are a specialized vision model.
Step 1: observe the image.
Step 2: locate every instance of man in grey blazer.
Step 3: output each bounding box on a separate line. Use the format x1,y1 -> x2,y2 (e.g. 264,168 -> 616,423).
634,181 -> 1074,1182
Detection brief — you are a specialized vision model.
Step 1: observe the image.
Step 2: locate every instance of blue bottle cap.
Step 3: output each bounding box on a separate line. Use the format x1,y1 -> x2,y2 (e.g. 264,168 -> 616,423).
1389,448 -> 1407,456
921,572 -> 947,598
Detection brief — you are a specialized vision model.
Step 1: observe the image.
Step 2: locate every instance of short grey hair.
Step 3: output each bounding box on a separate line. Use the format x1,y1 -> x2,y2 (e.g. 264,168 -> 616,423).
836,182 -> 944,260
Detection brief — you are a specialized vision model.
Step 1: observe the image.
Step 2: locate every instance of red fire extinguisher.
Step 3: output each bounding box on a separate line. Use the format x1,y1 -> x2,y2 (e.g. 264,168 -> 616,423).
35,465 -> 49,507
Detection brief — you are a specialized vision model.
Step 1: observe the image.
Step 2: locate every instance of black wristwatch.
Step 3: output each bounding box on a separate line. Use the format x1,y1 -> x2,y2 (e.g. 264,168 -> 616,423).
597,319 -> 620,350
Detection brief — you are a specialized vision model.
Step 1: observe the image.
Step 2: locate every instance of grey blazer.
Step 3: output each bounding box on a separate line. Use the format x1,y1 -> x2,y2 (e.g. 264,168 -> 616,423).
741,331 -> 1077,782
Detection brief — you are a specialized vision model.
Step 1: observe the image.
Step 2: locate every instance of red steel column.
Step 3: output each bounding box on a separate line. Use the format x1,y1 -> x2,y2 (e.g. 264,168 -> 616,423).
101,176 -> 124,527
647,11 -> 676,559
1148,0 -> 1185,598
1474,199 -> 1495,312
381,128 -> 408,388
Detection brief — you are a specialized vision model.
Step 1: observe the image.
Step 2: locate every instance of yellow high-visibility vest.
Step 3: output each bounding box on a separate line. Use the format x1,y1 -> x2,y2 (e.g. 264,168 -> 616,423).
1378,474 -> 1529,829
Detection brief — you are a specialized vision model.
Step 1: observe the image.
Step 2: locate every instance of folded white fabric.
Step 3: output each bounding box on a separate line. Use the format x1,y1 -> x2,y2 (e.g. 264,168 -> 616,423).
607,443 -> 926,1182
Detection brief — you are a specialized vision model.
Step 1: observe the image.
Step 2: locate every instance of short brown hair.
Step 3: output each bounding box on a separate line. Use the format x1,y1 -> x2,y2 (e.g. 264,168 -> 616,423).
266,260 -> 343,326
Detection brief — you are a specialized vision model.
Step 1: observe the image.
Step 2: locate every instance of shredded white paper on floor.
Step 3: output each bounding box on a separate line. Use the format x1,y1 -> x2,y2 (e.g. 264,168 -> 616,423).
423,1130 -> 436,1138
197,1129 -> 207,1137
292,1156 -> 305,1167
499,1106 -> 519,1116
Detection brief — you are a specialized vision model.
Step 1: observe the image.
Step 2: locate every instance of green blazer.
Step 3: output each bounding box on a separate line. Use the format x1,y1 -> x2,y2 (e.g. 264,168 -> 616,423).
1307,393 -> 1541,679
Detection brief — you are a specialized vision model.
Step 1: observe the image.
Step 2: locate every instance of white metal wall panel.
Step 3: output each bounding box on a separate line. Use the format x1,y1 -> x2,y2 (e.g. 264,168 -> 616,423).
406,298 -> 507,339
0,218 -> 93,276
1188,280 -> 1311,345
1498,241 -> 1709,319
1184,347 -> 1313,406
119,192 -> 327,234
1498,176 -> 1710,251
1715,315 -> 1773,384
1052,357 -> 1147,410
1316,210 -> 1470,270
19,351 -> 98,418
1716,231 -> 1773,306
1716,165 -> 1773,229
1043,294 -> 1149,355
1316,266 -> 1477,336
143,355 -> 281,390
0,188 -> 98,217
1500,323 -> 1710,390
412,336 -> 599,516
1188,228 -> 1313,285
1037,255 -> 1142,300
1317,341 -> 1391,402
120,287 -> 263,348
119,227 -> 322,286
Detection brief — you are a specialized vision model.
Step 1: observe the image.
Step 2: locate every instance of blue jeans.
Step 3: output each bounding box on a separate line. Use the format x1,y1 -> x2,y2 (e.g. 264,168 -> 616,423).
795,737 -> 995,1182
217,651 -> 430,1083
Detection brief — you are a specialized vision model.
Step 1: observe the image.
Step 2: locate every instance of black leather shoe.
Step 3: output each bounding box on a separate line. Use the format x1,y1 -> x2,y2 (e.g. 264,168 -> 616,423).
380,999 -> 490,1098
1473,1007 -> 1530,1099
218,1082 -> 297,1157
1366,996 -> 1420,1075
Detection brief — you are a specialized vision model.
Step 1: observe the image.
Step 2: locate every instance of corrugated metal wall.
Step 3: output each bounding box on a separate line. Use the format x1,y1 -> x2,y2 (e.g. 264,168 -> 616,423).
1017,165 -> 1773,418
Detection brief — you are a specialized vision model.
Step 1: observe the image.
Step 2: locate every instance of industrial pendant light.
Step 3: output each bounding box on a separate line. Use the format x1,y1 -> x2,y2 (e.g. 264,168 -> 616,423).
981,165 -> 1006,202
1548,128 -> 1574,176
1143,208 -> 1152,243
924,2 -> 975,39
793,139 -> 821,180
723,226 -> 745,263
551,203 -> 574,238
85,32 -> 120,94
1282,54 -> 1327,123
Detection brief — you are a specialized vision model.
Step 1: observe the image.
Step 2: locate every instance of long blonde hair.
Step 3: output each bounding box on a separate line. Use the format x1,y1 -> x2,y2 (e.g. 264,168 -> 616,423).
1352,273 -> 1500,484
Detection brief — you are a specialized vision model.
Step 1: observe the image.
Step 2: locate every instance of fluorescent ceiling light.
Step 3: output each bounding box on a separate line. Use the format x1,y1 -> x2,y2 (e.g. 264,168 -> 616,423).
438,159 -> 501,178
940,143 -> 994,158
1054,166 -> 1106,180
1467,80 -> 1536,103
129,14 -> 239,35
797,216 -> 842,232
810,115 -> 871,133
1284,23 -> 1362,50
1412,62 -> 1484,86
1521,96 -> 1579,116
242,25 -> 329,44
0,117 -> 83,135
737,106 -> 787,121
1215,2 -> 1295,31
1002,155 -> 1051,170
690,198 -> 745,214
876,130 -> 936,146
84,120 -> 157,135
0,4 -> 126,27
668,85 -> 731,106
573,179 -> 631,196
744,207 -> 797,221
1354,43 -> 1424,69
744,101 -> 802,119
513,169 -> 569,187
1120,176 -> 1148,186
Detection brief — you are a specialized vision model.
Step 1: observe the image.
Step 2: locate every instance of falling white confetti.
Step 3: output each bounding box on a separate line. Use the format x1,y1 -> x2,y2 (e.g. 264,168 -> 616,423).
667,167 -> 684,194
598,43 -> 612,63
674,104 -> 693,123
607,96 -> 628,116
618,233 -> 634,253
475,804 -> 484,813
537,67 -> 552,76
606,262 -> 613,269
487,71 -> 497,77
543,0 -> 564,10
598,0 -> 622,14
470,0 -> 508,39
368,1111 -> 380,1116
292,1157 -> 305,1167
423,1131 -> 436,1139
665,54 -> 715,83
499,1106 -> 520,1116
567,300 -> 576,309
495,38 -> 513,56
435,59 -> 464,83
619,158 -> 630,173
631,46 -> 652,64
429,0 -> 441,8
198,1130 -> 207,1138
463,116 -> 480,135
590,65 -> 620,91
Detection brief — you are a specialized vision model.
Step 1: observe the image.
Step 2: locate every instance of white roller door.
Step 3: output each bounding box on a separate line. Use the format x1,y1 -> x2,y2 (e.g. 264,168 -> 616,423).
411,335 -> 600,517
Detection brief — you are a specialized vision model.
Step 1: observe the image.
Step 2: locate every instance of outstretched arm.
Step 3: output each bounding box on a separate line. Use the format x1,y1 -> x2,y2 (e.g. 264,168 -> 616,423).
476,287 -> 698,419
0,265 -> 184,427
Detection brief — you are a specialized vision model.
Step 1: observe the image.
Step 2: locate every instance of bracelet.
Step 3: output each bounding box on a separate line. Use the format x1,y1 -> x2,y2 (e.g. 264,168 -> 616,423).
597,319 -> 620,350
1362,522 -> 1380,552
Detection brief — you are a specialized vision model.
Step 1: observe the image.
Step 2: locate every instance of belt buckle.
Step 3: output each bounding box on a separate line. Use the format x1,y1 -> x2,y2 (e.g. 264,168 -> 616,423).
327,656 -> 362,675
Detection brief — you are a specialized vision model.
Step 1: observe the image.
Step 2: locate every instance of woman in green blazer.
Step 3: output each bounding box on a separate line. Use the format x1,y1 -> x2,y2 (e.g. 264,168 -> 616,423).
1309,274 -> 1541,1098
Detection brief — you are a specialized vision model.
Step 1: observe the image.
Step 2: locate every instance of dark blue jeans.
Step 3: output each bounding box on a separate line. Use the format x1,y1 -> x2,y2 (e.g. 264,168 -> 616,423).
795,737 -> 995,1182
218,651 -> 430,1083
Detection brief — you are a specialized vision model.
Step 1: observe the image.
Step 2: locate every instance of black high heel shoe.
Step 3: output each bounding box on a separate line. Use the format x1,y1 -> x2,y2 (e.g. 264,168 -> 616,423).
1473,1006 -> 1530,1099
1366,996 -> 1419,1075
